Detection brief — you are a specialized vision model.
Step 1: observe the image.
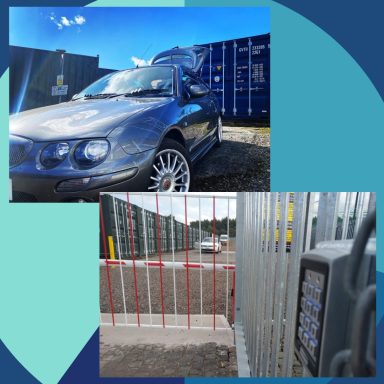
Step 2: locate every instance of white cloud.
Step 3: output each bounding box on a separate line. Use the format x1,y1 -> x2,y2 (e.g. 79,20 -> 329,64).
48,13 -> 86,30
49,13 -> 63,30
60,16 -> 70,27
131,56 -> 151,67
74,15 -> 86,25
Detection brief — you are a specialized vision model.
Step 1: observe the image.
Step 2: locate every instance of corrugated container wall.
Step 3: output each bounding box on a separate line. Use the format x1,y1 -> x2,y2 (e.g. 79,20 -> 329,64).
9,46 -> 116,113
200,33 -> 270,123
100,194 -> 211,259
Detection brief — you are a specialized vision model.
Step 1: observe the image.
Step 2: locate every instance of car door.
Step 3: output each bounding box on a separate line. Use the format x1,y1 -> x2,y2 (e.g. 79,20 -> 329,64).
181,73 -> 213,154
201,76 -> 220,135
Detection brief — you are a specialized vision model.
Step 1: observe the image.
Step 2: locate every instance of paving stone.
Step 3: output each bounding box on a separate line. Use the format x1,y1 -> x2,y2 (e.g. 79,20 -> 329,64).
189,368 -> 203,376
100,342 -> 238,377
217,350 -> 229,361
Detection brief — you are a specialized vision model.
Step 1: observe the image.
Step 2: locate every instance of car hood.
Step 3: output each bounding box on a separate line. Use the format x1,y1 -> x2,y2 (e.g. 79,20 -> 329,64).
201,242 -> 215,246
10,97 -> 172,142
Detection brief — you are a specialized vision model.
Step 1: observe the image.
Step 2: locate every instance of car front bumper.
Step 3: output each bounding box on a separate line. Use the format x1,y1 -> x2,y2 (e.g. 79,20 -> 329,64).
9,148 -> 157,202
201,247 -> 219,252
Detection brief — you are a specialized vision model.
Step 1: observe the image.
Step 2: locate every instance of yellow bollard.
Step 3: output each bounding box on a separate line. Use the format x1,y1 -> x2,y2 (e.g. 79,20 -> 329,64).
108,236 -> 116,268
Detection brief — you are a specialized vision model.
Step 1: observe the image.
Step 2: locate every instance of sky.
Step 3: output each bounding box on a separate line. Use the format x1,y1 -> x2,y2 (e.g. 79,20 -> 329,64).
103,191 -> 371,227
9,7 -> 270,70
106,193 -> 237,224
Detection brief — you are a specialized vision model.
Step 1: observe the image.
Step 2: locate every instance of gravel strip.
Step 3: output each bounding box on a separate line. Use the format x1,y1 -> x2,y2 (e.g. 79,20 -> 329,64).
100,266 -> 235,323
193,126 -> 270,191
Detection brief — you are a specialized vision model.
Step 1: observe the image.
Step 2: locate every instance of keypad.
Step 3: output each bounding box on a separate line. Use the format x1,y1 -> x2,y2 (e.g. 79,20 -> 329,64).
297,268 -> 325,361
314,287 -> 322,302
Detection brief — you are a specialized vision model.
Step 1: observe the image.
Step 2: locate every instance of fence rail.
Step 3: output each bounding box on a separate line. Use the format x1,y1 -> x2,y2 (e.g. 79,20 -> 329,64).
100,259 -> 235,271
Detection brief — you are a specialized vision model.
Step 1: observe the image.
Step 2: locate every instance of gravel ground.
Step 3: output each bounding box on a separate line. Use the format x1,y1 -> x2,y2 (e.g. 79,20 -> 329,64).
193,126 -> 270,191
100,266 -> 235,324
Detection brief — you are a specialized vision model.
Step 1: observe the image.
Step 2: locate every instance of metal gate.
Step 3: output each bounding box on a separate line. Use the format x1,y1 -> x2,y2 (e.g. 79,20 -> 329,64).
234,192 -> 375,377
99,192 -> 237,331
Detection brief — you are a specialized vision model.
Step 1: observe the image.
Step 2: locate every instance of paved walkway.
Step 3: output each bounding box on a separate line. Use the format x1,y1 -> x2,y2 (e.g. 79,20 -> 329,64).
100,342 -> 237,377
100,314 -> 237,377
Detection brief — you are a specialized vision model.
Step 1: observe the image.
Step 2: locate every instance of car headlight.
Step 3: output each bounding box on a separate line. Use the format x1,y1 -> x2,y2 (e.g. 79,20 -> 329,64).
74,140 -> 110,167
40,142 -> 69,168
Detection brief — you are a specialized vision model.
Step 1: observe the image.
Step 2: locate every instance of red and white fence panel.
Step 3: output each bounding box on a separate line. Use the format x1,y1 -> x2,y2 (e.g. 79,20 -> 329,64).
99,192 -> 237,331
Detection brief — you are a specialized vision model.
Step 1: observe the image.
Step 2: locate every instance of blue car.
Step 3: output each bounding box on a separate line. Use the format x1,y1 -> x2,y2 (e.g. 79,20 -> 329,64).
9,46 -> 222,202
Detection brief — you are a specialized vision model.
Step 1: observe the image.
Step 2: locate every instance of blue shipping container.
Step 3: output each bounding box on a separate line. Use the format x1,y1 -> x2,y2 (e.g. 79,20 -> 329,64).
200,33 -> 270,123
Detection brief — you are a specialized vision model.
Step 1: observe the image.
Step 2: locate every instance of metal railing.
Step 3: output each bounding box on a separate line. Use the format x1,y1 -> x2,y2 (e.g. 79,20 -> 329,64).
99,192 -> 237,331
234,192 -> 375,377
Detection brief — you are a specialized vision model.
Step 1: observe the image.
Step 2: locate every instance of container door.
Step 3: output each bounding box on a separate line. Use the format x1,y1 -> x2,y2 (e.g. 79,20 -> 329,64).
201,42 -> 227,116
249,36 -> 270,122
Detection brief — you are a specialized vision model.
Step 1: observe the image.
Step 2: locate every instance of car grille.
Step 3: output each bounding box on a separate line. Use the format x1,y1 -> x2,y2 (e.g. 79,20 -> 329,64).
11,191 -> 38,202
9,135 -> 33,167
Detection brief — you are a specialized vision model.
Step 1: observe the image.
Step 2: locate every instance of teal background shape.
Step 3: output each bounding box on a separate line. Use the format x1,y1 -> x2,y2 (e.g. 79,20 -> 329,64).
1,0 -> 383,383
0,70 -> 99,383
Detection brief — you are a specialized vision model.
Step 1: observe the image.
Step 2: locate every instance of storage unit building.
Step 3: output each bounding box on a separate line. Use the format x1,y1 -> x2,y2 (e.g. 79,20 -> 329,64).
100,194 -> 211,259
9,45 -> 116,113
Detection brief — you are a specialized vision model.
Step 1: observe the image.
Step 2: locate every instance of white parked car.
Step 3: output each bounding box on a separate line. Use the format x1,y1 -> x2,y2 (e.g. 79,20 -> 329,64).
201,236 -> 222,253
220,234 -> 229,245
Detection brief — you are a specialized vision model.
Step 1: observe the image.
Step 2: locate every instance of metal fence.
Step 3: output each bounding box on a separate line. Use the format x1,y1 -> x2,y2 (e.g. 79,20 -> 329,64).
234,192 -> 375,377
99,192 -> 237,330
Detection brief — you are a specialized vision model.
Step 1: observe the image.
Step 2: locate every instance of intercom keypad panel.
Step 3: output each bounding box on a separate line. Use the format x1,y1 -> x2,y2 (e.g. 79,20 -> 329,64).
298,269 -> 325,362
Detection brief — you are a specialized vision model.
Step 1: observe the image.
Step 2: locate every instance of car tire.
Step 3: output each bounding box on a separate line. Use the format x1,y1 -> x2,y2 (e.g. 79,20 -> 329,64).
214,115 -> 223,147
148,138 -> 193,192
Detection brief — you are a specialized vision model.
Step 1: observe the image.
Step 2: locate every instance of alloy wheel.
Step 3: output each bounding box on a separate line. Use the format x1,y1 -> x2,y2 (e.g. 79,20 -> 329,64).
148,149 -> 190,192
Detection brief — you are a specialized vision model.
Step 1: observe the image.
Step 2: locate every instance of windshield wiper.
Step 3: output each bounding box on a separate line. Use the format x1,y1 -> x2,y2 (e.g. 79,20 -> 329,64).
83,93 -> 119,99
78,89 -> 172,100
122,89 -> 172,97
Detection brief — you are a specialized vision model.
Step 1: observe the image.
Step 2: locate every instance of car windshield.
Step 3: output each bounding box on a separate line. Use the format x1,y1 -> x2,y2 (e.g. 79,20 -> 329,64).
221,235 -> 228,239
73,66 -> 174,100
202,237 -> 218,243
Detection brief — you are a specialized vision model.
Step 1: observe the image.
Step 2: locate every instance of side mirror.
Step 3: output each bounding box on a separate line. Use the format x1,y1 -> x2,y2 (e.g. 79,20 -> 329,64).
188,84 -> 209,98
71,94 -> 78,101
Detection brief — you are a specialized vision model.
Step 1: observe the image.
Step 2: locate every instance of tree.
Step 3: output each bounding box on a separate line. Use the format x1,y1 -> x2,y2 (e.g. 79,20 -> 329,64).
190,217 -> 236,237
